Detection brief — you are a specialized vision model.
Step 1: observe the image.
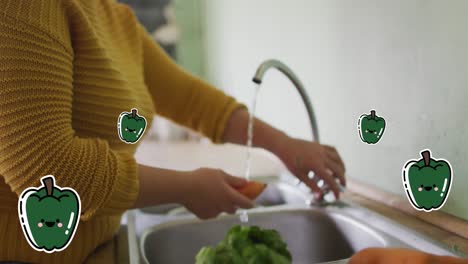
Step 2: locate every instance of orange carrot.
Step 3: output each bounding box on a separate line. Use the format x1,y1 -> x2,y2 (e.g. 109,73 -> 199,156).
235,181 -> 266,200
349,248 -> 468,264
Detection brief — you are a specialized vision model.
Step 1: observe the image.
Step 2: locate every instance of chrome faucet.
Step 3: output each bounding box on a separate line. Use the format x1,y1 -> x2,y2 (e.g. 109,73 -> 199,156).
252,59 -> 320,142
252,59 -> 344,200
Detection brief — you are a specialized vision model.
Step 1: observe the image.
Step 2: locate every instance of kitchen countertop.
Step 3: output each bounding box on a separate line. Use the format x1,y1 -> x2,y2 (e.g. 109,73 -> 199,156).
344,182 -> 468,256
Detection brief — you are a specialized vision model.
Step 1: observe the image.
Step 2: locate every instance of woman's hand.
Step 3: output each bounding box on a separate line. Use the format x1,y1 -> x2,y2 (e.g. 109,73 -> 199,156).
133,165 -> 253,218
222,108 -> 346,200
275,136 -> 346,199
181,168 -> 254,219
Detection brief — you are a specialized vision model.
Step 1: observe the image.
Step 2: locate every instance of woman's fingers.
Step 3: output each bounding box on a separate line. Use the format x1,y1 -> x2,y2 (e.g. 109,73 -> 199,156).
227,186 -> 254,209
325,158 -> 346,187
296,172 -> 324,200
216,171 -> 253,213
223,205 -> 237,214
299,155 -> 340,198
324,146 -> 345,172
316,167 -> 340,199
197,209 -> 221,220
222,172 -> 248,188
324,145 -> 346,186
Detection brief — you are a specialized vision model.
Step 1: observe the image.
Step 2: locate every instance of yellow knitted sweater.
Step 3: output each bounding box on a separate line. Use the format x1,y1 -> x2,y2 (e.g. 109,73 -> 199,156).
0,0 -> 240,263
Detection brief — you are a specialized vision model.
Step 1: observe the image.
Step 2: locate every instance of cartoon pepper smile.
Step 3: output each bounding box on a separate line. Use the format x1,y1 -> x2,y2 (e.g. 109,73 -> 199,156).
402,149 -> 452,212
18,175 -> 81,253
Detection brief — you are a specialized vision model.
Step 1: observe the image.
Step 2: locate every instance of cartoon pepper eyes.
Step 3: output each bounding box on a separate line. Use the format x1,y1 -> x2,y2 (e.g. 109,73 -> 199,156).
364,129 -> 378,135
124,127 -> 138,133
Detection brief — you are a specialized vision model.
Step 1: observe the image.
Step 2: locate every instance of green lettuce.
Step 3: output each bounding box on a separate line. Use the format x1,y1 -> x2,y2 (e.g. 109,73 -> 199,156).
195,225 -> 292,264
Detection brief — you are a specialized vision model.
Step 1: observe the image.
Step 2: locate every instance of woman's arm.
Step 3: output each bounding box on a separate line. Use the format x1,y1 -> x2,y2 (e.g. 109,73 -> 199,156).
0,14 -> 138,220
132,165 -> 253,219
132,165 -> 189,208
222,107 -> 287,154
222,108 -> 346,199
140,26 -> 244,143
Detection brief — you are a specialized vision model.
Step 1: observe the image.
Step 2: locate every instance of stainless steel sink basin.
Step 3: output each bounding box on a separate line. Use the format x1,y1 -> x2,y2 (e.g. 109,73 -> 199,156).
139,206 -> 400,264
132,180 -> 461,264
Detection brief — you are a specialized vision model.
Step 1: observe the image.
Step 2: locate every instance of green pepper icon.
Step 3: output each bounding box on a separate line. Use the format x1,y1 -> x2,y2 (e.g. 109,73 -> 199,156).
18,175 -> 81,253
358,110 -> 386,144
402,150 -> 452,212
117,108 -> 147,144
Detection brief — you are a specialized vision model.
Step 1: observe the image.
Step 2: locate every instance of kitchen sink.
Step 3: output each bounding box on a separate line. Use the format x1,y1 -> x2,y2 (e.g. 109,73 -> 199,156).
140,207 -> 387,264
130,180 -> 461,264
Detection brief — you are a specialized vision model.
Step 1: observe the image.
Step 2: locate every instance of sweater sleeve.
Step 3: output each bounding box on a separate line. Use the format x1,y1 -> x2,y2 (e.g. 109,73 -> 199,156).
139,26 -> 246,143
0,15 -> 139,220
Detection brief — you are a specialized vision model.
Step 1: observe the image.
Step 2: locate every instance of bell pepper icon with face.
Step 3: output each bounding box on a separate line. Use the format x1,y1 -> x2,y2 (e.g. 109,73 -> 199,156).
18,175 -> 81,253
402,149 -> 452,212
117,108 -> 147,144
358,110 -> 386,144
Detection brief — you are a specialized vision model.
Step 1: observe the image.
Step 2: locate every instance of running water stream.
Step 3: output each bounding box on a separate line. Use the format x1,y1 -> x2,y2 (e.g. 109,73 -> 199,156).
240,84 -> 261,223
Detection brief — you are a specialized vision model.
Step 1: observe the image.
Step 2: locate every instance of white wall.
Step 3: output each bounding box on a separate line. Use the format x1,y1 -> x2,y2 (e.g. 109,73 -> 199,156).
202,0 -> 468,219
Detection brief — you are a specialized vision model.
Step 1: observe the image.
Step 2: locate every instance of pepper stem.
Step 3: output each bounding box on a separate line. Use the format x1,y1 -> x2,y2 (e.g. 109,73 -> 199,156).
131,109 -> 137,118
42,177 -> 54,196
421,150 -> 431,167
370,110 -> 376,119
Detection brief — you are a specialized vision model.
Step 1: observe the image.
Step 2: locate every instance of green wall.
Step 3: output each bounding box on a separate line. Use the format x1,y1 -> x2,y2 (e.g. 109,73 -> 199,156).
173,0 -> 206,78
